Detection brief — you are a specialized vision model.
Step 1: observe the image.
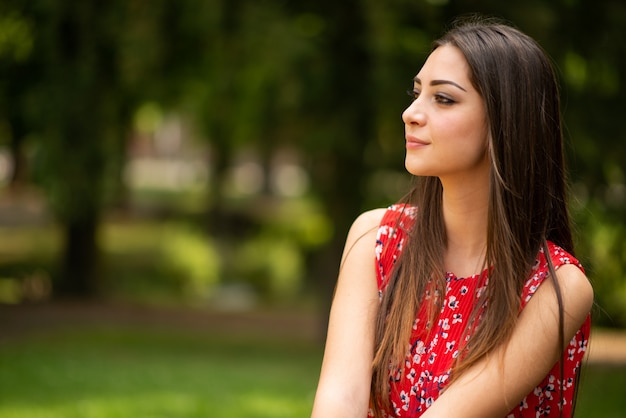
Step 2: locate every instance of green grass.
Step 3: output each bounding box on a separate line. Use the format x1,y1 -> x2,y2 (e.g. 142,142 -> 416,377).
576,364 -> 626,418
0,327 -> 323,418
0,325 -> 624,418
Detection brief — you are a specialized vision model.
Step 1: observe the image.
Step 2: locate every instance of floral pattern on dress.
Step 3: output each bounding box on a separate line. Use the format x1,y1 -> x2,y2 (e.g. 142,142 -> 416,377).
369,204 -> 590,418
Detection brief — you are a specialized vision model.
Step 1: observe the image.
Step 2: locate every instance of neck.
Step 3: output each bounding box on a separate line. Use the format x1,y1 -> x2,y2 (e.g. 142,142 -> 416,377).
440,176 -> 489,276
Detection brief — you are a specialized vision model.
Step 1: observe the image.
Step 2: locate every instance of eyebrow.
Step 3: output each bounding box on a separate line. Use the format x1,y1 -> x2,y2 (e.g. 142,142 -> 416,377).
413,76 -> 467,92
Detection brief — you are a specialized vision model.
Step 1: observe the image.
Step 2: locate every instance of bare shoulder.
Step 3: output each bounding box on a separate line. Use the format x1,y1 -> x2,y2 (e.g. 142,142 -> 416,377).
349,208 -> 387,236
341,208 -> 387,261
554,263 -> 594,318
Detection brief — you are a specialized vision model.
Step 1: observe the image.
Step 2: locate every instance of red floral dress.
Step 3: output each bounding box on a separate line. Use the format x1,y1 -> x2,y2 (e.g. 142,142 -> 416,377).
369,205 -> 590,418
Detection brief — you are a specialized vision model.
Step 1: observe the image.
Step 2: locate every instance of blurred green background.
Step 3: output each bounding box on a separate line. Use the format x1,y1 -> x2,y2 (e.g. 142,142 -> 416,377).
0,0 -> 624,416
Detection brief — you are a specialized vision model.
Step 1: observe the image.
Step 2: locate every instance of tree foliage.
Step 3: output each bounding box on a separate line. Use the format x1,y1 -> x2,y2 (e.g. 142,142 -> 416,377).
0,0 -> 624,325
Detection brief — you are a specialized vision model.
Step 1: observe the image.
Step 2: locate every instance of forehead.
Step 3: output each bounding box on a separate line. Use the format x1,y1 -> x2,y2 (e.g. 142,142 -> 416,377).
415,45 -> 471,83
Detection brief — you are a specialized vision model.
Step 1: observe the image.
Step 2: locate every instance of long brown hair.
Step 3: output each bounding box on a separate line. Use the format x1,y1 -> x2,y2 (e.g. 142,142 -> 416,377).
371,17 -> 574,416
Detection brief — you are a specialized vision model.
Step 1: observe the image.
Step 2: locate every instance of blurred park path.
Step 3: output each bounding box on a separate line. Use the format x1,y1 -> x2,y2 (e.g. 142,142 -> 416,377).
0,189 -> 51,226
0,301 -> 322,344
587,328 -> 626,365
1,301 -> 624,365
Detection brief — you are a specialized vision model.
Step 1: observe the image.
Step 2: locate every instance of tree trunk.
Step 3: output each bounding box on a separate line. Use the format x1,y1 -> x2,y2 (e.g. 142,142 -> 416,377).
305,0 -> 374,338
57,215 -> 101,297
8,117 -> 29,193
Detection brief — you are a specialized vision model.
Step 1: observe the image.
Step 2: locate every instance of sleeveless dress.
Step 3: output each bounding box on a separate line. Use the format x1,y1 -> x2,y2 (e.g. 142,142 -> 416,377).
369,204 -> 590,418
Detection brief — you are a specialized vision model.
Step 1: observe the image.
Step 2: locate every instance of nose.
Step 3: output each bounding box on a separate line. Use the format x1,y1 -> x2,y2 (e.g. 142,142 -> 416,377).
402,99 -> 426,126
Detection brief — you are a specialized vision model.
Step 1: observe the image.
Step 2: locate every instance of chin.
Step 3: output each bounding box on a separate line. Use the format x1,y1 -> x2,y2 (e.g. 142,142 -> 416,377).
405,161 -> 429,177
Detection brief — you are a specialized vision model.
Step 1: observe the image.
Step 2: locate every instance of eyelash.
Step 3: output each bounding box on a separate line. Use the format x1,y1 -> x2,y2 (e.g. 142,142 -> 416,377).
406,89 -> 455,106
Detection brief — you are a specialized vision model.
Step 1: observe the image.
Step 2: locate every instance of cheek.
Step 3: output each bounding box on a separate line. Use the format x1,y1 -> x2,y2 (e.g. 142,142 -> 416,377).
449,111 -> 487,141
435,115 -> 480,143
439,118 -> 489,159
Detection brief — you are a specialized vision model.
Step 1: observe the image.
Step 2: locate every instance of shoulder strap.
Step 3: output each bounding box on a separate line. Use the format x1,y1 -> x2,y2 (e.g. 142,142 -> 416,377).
375,204 -> 417,291
521,241 -> 584,308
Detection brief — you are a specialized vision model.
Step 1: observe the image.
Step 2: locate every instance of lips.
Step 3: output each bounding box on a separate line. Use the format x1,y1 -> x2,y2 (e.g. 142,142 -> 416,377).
406,134 -> 429,147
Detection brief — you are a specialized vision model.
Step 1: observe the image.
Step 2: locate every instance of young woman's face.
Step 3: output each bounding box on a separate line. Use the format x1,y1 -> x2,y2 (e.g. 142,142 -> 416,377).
402,45 -> 490,182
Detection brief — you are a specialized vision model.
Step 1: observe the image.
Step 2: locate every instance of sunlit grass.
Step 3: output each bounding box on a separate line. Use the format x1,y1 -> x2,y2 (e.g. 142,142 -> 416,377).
100,220 -> 221,304
0,327 -> 322,418
0,225 -> 61,260
0,198 -> 328,306
0,218 -> 227,305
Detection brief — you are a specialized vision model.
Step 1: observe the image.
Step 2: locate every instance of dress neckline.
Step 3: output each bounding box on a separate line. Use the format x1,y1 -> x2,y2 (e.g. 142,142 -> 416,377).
445,268 -> 489,281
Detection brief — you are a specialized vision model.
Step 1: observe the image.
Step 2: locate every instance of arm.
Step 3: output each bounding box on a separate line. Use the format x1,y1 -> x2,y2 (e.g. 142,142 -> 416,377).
421,263 -> 593,418
311,209 -> 386,418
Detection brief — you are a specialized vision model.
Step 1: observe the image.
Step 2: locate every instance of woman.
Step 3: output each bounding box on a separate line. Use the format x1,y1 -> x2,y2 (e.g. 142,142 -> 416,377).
311,17 -> 593,418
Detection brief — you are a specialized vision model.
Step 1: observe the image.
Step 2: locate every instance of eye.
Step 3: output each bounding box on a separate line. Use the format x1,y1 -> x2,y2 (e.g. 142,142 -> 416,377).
434,94 -> 455,106
406,89 -> 420,101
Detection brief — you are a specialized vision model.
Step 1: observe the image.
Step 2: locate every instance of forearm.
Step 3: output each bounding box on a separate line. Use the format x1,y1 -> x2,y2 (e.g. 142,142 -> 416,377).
311,384 -> 370,418
420,352 -> 550,418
